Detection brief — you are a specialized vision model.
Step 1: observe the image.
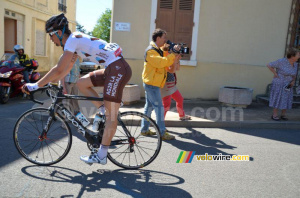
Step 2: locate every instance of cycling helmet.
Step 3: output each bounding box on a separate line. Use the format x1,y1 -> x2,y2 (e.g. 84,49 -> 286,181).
46,13 -> 69,46
45,13 -> 68,33
13,45 -> 24,54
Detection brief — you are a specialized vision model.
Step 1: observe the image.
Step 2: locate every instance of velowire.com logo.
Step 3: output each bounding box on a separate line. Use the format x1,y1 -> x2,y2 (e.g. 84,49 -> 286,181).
176,151 -> 196,163
176,151 -> 250,163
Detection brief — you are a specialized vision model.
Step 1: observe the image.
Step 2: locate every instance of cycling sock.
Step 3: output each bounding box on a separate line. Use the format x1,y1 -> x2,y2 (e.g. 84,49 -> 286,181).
97,144 -> 109,159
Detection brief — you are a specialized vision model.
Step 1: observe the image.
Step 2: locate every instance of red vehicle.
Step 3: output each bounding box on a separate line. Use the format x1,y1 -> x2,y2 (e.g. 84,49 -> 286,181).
0,59 -> 40,104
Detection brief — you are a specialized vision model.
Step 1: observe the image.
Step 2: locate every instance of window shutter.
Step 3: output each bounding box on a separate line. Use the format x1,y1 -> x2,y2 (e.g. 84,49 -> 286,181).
156,0 -> 176,42
156,0 -> 194,60
174,0 -> 194,60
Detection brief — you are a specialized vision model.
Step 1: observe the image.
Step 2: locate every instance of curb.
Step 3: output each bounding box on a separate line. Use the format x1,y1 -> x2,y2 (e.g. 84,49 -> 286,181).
32,99 -> 300,129
164,120 -> 300,129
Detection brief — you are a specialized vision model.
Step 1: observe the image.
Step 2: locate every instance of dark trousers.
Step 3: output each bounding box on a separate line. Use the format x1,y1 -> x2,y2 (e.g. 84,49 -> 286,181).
22,69 -> 31,83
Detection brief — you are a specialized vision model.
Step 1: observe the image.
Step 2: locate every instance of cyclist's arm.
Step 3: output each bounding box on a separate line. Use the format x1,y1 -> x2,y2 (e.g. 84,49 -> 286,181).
37,51 -> 77,87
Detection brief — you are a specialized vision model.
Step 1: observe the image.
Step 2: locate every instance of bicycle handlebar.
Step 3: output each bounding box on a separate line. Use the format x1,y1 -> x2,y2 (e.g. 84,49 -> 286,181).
28,83 -> 62,105
28,86 -> 49,105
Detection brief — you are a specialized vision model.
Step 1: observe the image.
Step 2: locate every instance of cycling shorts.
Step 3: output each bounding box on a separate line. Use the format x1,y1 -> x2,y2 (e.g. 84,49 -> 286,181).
89,58 -> 132,103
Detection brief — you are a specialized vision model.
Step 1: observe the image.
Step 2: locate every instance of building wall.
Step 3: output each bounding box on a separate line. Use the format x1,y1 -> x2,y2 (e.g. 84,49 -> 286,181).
0,0 -> 77,73
111,0 -> 292,99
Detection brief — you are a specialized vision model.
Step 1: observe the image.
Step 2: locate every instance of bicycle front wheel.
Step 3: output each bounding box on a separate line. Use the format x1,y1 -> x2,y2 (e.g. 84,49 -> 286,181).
108,111 -> 162,169
13,108 -> 72,166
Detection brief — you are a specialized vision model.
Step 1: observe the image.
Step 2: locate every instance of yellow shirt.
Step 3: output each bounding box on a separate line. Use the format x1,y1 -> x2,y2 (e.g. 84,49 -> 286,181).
18,54 -> 31,67
142,41 -> 175,88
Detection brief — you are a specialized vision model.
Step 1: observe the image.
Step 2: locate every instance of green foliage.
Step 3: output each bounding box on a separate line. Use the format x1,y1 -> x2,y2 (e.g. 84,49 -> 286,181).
92,8 -> 111,42
76,22 -> 86,33
76,22 -> 92,35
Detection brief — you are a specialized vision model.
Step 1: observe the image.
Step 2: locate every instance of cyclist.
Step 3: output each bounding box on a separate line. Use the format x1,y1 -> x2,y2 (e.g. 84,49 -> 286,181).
22,13 -> 132,165
13,45 -> 32,83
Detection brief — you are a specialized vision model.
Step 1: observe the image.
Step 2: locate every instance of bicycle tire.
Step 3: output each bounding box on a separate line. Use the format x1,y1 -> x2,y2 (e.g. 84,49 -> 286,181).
107,111 -> 162,169
13,108 -> 72,166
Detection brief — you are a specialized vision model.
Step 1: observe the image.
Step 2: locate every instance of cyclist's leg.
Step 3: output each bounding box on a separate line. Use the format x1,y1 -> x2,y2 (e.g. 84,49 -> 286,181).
98,60 -> 131,158
81,58 -> 132,164
76,70 -> 105,108
101,100 -> 120,146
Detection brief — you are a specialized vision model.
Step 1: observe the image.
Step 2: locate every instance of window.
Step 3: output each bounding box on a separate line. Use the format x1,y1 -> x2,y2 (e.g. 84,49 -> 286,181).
156,0 -> 194,60
35,20 -> 46,56
58,0 -> 67,13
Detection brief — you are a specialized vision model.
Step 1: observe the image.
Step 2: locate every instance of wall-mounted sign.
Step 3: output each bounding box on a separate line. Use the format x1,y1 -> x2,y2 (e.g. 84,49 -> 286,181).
115,22 -> 131,32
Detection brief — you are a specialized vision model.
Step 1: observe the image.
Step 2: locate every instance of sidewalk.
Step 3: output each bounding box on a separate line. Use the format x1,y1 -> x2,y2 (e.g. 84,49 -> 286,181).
33,96 -> 300,129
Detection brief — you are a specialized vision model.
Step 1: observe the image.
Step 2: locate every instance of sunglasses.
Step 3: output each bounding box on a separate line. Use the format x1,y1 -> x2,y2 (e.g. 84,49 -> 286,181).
49,30 -> 58,37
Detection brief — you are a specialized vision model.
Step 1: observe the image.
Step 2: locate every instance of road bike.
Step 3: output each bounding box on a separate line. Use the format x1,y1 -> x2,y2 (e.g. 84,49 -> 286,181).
13,83 -> 162,169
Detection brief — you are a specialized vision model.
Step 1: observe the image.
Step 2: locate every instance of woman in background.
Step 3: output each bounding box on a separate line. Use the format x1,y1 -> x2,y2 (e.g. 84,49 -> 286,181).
267,48 -> 300,121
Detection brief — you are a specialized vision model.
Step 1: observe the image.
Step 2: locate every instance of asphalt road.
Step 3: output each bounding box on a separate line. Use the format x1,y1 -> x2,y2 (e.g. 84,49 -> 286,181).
0,96 -> 300,197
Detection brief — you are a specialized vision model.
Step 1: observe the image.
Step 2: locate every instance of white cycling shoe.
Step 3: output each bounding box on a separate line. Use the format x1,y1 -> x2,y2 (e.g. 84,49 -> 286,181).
80,153 -> 107,165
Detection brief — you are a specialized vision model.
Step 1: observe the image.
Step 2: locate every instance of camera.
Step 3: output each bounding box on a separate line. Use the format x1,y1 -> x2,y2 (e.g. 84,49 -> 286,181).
166,40 -> 189,54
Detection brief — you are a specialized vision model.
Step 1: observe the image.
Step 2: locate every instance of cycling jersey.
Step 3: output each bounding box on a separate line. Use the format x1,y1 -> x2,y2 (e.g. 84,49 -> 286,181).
64,32 -> 122,68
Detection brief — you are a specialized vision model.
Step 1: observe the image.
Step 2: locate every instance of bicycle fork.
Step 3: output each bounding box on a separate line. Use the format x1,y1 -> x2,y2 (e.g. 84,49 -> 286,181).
38,116 -> 54,141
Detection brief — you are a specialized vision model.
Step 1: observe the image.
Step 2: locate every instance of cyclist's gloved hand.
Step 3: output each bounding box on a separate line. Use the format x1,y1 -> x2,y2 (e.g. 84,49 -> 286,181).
22,83 -> 39,95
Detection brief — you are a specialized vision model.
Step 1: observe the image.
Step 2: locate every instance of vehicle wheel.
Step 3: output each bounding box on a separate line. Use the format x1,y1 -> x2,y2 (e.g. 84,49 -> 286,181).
0,86 -> 10,104
107,111 -> 162,169
13,108 -> 72,165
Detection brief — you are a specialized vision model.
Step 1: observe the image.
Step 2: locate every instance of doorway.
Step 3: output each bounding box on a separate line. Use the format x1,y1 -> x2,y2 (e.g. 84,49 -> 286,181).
4,18 -> 17,53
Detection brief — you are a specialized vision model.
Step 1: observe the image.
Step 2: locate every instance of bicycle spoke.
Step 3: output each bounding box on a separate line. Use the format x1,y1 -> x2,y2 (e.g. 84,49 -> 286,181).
135,143 -> 146,162
132,115 -> 141,138
135,145 -> 156,151
47,138 -> 68,150
31,113 -> 40,134
14,108 -> 72,165
116,126 -> 127,137
108,112 -> 161,169
121,146 -> 129,164
22,140 -> 39,151
109,143 -> 127,153
135,144 -> 152,158
45,140 -> 62,159
133,148 -> 138,166
24,116 -> 40,135
42,141 -> 45,162
17,139 -> 40,141
44,141 -> 53,162
34,142 -> 43,160
21,125 -> 40,136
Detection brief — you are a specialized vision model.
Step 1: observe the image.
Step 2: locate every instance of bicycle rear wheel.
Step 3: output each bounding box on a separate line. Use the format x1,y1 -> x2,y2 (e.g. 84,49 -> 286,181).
13,108 -> 72,166
107,111 -> 162,169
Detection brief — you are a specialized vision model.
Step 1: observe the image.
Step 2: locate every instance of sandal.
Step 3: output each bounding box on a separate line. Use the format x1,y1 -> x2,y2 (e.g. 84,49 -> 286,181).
280,115 -> 288,121
271,115 -> 280,121
180,115 -> 192,121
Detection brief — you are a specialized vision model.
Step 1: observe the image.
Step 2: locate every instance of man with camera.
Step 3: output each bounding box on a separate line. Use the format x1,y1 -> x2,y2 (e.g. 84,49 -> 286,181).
141,28 -> 181,140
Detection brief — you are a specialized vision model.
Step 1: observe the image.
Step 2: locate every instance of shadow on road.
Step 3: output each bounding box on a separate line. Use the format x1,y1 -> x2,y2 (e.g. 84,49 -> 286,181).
167,127 -> 254,161
21,166 -> 191,197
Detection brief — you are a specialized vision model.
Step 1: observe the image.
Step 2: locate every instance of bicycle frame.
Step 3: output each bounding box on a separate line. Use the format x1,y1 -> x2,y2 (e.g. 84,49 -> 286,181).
37,86 -> 132,148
